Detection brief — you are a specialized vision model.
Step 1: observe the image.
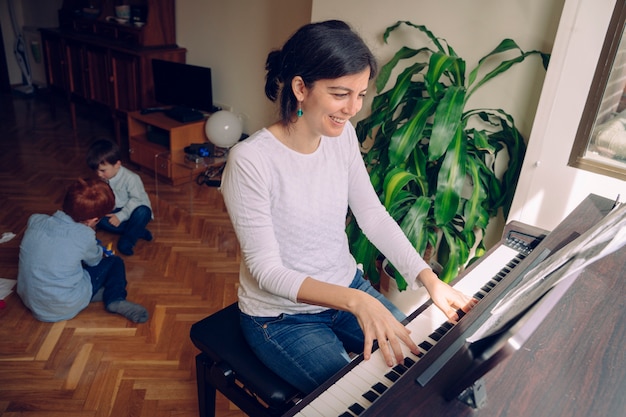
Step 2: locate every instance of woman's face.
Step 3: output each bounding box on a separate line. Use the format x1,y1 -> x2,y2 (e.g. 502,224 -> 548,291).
300,69 -> 370,138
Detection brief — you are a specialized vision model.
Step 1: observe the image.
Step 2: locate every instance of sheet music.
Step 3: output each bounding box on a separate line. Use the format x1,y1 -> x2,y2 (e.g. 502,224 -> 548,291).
468,202 -> 626,342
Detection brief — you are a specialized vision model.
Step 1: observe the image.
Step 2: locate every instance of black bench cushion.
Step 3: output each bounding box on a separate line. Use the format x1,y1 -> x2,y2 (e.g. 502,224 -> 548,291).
190,303 -> 300,407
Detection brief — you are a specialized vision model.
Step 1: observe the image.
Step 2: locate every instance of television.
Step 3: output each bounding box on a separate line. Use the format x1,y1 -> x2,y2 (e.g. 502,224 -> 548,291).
151,59 -> 215,113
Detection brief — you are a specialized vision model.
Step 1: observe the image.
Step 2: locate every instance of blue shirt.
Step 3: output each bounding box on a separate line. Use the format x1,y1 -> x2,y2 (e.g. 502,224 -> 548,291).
17,211 -> 103,322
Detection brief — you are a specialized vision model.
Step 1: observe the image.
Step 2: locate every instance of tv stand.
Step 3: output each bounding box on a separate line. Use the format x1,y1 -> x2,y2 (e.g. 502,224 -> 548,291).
127,110 -> 208,185
140,107 -> 167,115
164,106 -> 205,123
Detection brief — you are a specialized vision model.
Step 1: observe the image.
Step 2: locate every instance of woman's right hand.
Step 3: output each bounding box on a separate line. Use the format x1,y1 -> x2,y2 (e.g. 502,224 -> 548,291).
349,290 -> 420,366
297,278 -> 420,367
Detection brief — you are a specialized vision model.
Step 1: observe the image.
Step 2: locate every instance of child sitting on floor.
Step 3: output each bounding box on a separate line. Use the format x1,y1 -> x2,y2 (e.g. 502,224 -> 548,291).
86,139 -> 153,255
17,178 -> 149,323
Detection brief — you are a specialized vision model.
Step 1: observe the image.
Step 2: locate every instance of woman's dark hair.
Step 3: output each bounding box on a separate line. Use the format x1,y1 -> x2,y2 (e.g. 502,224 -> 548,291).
86,139 -> 121,170
63,178 -> 115,223
265,20 -> 378,125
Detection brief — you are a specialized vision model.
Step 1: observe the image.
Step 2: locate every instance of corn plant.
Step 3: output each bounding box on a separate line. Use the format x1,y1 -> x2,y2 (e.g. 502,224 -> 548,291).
348,21 -> 550,288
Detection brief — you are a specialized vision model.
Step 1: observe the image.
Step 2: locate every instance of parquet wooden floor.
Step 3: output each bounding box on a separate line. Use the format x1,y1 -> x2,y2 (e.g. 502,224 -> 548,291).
0,92 -> 246,417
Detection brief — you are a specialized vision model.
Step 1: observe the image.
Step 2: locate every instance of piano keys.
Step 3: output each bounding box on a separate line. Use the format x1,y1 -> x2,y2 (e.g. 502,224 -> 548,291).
287,235 -> 538,417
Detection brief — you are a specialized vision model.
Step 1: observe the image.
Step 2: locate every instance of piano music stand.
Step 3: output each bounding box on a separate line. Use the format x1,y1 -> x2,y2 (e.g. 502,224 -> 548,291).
190,303 -> 301,417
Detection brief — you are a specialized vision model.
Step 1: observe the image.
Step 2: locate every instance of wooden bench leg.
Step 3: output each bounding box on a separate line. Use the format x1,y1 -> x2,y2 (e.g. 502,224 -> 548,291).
196,353 -> 217,417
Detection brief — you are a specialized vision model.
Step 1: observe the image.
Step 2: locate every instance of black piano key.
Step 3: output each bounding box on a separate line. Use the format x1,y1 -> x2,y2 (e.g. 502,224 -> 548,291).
339,412 -> 353,417
429,331 -> 443,341
404,357 -> 416,367
385,370 -> 400,382
434,326 -> 448,337
349,403 -> 366,415
419,340 -> 434,351
474,292 -> 485,299
362,390 -> 379,402
392,364 -> 408,375
372,382 -> 387,394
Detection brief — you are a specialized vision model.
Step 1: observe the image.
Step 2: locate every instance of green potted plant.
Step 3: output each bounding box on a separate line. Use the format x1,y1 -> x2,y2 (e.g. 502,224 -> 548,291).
347,21 -> 550,289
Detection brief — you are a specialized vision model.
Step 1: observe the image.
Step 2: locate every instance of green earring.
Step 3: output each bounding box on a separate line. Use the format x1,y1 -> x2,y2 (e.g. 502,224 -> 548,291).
297,103 -> 303,117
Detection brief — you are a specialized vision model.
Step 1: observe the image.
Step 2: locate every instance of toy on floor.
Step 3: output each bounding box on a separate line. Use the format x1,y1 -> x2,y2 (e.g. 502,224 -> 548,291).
97,239 -> 115,257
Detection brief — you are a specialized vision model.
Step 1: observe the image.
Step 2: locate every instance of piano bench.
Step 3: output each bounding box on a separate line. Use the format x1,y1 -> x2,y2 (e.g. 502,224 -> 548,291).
190,302 -> 301,417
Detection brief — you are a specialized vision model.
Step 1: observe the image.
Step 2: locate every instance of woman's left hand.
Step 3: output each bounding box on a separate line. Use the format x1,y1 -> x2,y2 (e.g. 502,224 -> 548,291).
418,269 -> 477,322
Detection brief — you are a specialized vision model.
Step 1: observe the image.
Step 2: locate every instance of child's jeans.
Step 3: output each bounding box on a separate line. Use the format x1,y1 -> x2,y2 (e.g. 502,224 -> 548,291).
85,255 -> 127,306
97,205 -> 152,248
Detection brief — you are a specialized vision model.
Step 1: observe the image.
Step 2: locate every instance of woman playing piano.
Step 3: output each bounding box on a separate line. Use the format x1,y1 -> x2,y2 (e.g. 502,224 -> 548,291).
220,19 -> 476,395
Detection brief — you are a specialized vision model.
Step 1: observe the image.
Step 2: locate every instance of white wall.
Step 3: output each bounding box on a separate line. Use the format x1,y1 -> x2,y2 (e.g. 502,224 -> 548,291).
0,0 -> 61,86
508,0 -> 626,231
175,0 -> 311,134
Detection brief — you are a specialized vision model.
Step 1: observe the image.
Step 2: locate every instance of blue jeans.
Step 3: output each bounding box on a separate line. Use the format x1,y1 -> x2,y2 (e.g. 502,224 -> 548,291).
239,269 -> 405,394
97,205 -> 152,247
84,255 -> 127,307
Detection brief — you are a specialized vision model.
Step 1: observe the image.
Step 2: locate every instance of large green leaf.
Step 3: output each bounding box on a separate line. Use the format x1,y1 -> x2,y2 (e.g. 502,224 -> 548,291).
376,47 -> 430,93
425,53 -> 458,98
389,98 -> 435,166
463,157 -> 487,233
382,167 -> 419,209
399,196 -> 432,254
434,126 -> 466,224
429,86 -> 466,161
384,21 -> 447,53
467,39 -> 550,98
437,227 -> 468,283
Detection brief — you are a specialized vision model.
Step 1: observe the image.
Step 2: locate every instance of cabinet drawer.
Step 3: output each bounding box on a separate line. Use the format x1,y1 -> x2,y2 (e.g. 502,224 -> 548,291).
154,154 -> 171,178
129,136 -> 171,177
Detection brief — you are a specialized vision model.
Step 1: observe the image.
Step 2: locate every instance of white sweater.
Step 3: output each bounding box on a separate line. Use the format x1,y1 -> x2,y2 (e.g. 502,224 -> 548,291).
220,123 -> 429,317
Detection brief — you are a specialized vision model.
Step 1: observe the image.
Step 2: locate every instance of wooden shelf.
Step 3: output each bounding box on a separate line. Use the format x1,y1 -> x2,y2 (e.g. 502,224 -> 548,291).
128,110 -> 209,185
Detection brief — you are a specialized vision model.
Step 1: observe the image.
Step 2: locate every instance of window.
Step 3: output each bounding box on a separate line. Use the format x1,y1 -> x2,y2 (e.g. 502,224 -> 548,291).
569,1 -> 626,180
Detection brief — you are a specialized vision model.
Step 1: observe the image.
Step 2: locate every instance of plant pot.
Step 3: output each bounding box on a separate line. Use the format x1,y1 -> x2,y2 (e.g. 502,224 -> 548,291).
379,259 -> 430,316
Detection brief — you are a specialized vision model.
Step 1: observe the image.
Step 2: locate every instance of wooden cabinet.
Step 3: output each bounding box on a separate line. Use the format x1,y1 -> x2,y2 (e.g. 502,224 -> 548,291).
40,29 -> 186,110
40,0 -> 186,145
41,31 -> 67,91
127,111 -> 208,185
58,0 -> 176,48
84,43 -> 111,105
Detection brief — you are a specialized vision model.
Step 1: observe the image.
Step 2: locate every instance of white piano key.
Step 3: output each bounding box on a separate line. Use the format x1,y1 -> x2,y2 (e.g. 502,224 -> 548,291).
310,391 -> 342,417
307,390 -> 346,416
325,379 -> 371,410
452,246 -> 518,294
351,364 -> 391,389
325,386 -> 359,410
340,370 -> 374,393
295,407 -> 324,417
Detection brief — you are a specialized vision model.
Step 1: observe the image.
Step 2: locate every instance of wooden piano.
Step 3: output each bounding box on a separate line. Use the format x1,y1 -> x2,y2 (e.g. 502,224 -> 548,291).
284,194 -> 626,417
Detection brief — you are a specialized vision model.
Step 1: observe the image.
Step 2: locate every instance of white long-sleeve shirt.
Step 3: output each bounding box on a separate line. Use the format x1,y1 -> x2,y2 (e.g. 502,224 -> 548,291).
220,122 -> 429,317
107,166 -> 152,223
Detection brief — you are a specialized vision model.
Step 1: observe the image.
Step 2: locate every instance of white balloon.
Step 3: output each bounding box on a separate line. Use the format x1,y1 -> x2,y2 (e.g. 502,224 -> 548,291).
205,110 -> 243,148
